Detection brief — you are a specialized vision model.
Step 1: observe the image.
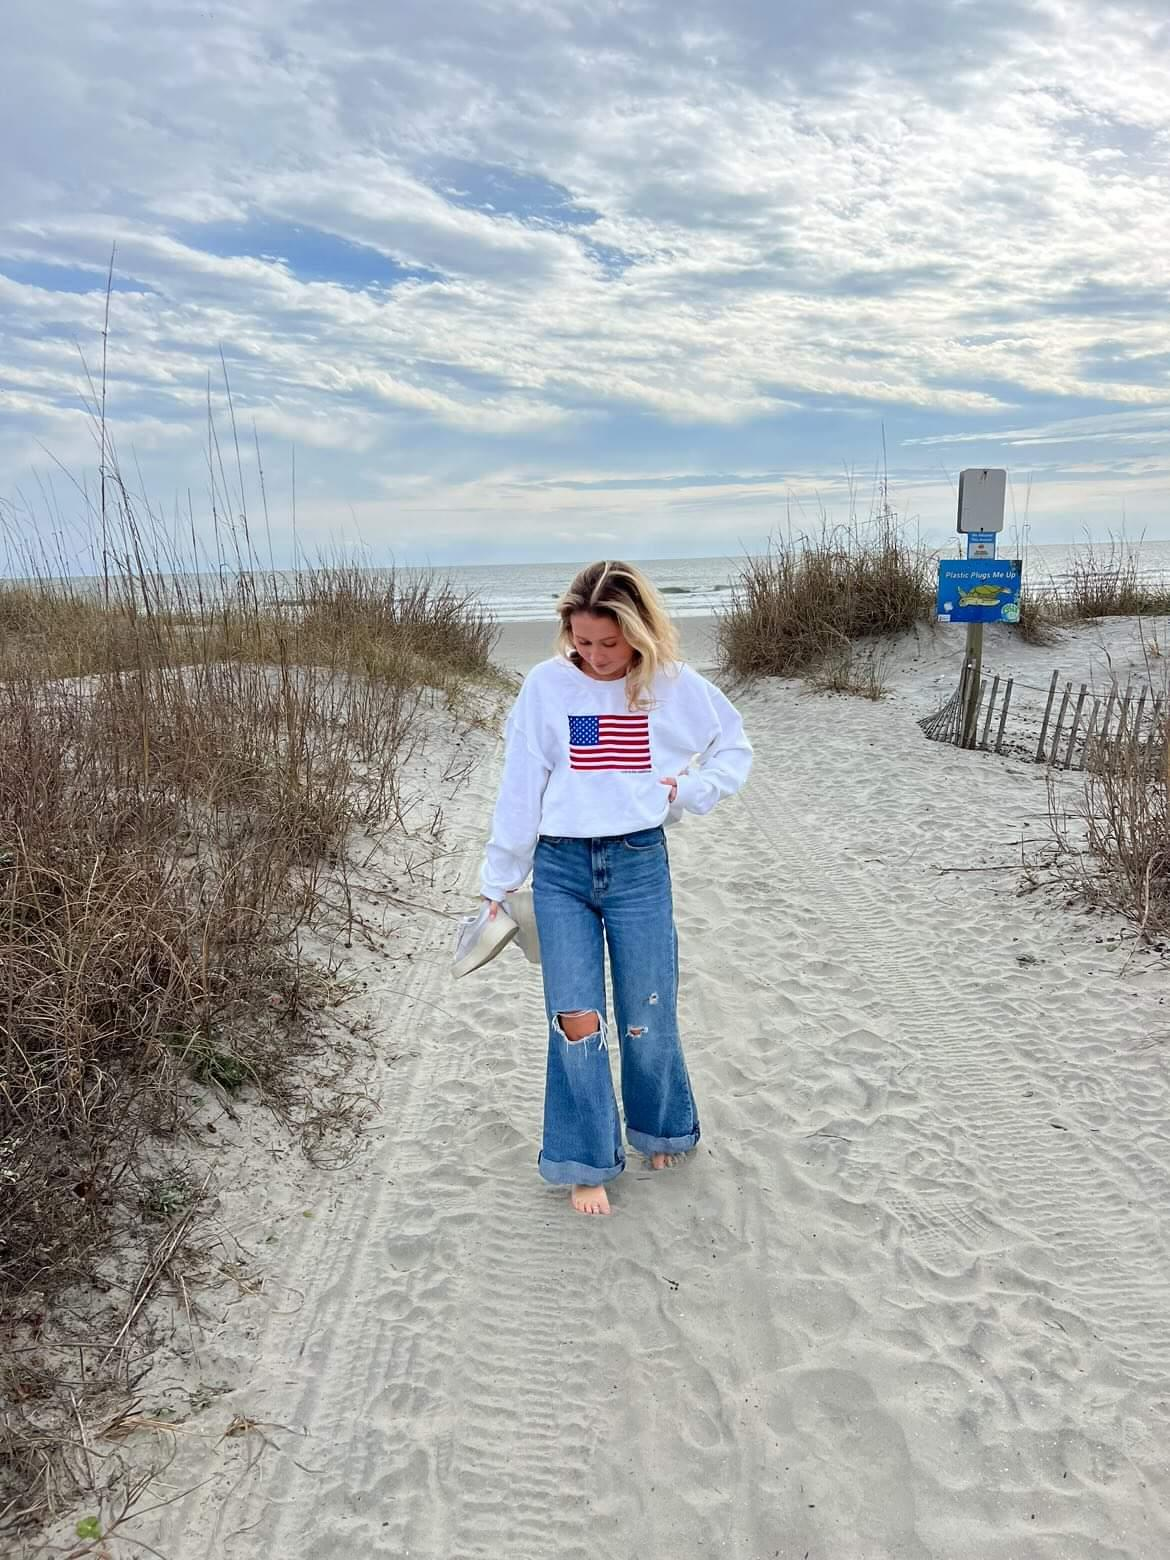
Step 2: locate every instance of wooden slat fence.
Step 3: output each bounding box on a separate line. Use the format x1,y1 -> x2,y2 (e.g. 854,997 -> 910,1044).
919,668 -> 1166,771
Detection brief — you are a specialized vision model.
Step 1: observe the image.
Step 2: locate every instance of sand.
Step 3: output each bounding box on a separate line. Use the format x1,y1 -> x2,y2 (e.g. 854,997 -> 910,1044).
42,616 -> 1170,1559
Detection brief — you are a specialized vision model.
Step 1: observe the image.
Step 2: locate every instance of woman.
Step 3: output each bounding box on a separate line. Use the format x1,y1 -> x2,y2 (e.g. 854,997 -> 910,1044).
480,561 -> 752,1215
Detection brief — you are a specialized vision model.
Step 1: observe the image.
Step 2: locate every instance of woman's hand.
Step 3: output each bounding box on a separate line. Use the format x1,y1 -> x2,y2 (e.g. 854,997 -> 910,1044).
660,776 -> 679,804
483,891 -> 520,921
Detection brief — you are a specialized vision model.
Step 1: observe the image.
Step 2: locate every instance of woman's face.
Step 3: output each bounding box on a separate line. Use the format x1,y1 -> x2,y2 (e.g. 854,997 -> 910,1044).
569,611 -> 634,679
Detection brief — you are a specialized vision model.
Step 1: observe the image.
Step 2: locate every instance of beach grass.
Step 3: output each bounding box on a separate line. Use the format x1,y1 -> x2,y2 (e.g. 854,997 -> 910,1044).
1014,587 -> 1063,647
1046,670 -> 1170,941
0,486 -> 499,1535
1012,541 -> 1170,647
1042,541 -> 1170,621
716,506 -> 935,685
719,522 -> 1170,676
806,642 -> 890,700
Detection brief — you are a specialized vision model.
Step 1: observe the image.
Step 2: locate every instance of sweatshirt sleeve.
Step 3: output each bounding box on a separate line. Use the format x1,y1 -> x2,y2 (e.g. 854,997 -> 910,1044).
672,675 -> 753,817
479,684 -> 552,902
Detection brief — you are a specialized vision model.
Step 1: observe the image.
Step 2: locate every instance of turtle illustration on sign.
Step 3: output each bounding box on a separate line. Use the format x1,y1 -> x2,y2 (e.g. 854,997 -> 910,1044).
957,582 -> 1011,607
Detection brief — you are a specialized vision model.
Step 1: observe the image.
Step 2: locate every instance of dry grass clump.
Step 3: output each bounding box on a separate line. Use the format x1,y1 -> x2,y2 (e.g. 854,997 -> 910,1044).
0,584 -> 48,631
0,534 -> 496,1539
1019,539 -> 1170,634
0,579 -> 147,681
0,563 -> 499,694
0,608 -> 431,1533
292,562 -> 497,687
717,509 -> 935,684
1059,545 -> 1170,620
0,309 -> 507,1537
1050,713 -> 1170,941
1015,587 -> 1062,647
807,641 -> 890,700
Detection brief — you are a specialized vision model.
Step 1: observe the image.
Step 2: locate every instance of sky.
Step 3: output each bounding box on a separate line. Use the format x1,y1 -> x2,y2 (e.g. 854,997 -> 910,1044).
2,0 -> 1170,571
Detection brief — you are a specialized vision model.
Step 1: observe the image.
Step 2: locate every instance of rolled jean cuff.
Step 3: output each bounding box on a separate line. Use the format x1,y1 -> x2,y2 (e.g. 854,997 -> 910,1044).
538,1150 -> 625,1187
626,1126 -> 701,1156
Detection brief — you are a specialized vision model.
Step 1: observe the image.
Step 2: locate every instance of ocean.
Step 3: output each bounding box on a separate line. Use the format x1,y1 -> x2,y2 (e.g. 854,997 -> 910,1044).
434,542 -> 1170,622
435,556 -> 740,621
16,541 -> 1170,623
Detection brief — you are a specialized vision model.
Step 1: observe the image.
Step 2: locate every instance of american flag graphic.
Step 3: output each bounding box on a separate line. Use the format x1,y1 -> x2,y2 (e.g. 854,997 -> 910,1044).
568,713 -> 652,772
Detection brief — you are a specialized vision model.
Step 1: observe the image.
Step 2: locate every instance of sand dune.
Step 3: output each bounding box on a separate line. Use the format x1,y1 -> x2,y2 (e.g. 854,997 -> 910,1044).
68,618 -> 1170,1560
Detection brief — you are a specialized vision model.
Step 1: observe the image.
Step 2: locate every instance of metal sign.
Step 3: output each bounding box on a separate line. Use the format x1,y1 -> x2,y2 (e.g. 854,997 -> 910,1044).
936,559 -> 1022,624
957,468 -> 1007,534
966,531 -> 998,560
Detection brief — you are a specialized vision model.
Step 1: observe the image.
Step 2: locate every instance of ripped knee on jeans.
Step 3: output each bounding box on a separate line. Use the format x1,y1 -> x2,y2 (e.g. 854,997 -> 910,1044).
554,1009 -> 603,1045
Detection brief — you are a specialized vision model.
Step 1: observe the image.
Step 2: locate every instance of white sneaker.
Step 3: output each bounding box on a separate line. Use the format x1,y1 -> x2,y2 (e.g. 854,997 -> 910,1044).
507,889 -> 542,966
452,900 -> 518,979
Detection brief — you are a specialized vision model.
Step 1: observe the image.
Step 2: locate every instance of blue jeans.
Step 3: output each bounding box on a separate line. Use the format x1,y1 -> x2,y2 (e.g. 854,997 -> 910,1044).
532,826 -> 701,1186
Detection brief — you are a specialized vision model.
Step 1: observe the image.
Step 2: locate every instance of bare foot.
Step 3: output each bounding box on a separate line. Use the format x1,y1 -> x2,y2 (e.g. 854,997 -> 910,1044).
650,1153 -> 680,1170
570,1183 -> 611,1215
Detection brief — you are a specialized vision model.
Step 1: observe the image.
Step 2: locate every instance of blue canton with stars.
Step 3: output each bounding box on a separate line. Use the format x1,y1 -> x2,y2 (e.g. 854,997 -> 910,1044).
569,715 -> 600,745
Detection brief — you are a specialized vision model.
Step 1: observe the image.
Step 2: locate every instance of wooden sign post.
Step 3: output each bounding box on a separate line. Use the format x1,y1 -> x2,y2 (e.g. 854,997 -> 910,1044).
955,470 -> 1007,749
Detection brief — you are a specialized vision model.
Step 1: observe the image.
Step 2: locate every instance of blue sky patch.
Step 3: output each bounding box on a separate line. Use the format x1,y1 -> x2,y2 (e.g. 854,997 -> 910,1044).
1078,345 -> 1170,385
1037,280 -> 1170,320
0,259 -> 152,295
584,241 -> 637,278
432,160 -> 601,230
540,470 -> 789,492
177,220 -> 443,290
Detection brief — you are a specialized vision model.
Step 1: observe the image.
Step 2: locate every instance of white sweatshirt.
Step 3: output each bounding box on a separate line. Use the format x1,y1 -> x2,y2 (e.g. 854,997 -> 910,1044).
480,655 -> 753,902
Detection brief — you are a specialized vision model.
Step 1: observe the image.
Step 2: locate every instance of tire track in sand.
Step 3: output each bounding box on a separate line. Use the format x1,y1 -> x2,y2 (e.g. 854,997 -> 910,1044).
129,733 -> 607,1560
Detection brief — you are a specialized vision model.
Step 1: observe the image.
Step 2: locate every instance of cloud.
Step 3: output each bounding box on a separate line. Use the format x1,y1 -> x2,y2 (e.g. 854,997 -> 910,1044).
904,407 -> 1170,448
3,0 -> 1170,560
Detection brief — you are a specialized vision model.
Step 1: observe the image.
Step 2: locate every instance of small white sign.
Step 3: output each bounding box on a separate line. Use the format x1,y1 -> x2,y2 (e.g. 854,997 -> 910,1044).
957,469 -> 1007,533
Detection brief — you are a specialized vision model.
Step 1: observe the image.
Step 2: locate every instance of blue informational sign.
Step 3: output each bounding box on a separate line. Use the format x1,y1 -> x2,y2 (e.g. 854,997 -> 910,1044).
936,559 -> 1022,624
966,531 -> 998,560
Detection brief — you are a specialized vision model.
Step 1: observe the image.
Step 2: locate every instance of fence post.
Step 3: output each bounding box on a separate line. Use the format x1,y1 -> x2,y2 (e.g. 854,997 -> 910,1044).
1098,682 -> 1120,756
1062,683 -> 1089,769
1082,696 -> 1101,767
1134,686 -> 1149,746
1148,697 -> 1164,762
995,678 -> 1014,753
1116,688 -> 1133,746
960,624 -> 985,749
980,675 -> 1001,749
1035,670 -> 1060,763
1049,681 -> 1073,767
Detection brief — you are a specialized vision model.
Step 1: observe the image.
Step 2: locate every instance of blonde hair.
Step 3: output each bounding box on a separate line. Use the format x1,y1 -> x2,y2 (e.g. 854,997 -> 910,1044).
555,560 -> 681,710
